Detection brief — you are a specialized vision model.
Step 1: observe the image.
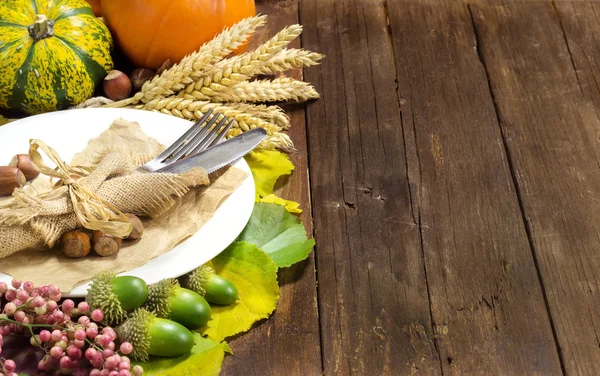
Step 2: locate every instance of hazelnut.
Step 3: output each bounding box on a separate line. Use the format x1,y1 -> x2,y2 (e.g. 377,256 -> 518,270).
61,230 -> 91,258
0,166 -> 26,196
125,213 -> 144,240
156,59 -> 172,76
9,154 -> 39,180
130,68 -> 155,93
103,70 -> 132,101
93,230 -> 122,257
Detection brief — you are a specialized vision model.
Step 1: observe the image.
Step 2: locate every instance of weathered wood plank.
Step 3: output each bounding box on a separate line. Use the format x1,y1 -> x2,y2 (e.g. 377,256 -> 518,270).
220,1 -> 322,375
555,1 -> 600,153
300,0 -> 440,374
470,1 -> 600,374
387,1 -> 562,374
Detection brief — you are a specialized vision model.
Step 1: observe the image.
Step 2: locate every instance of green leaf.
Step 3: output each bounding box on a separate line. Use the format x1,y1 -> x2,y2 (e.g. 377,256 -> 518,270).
245,150 -> 294,198
201,241 -> 280,342
135,334 -> 231,376
0,115 -> 9,126
259,194 -> 302,214
238,203 -> 315,267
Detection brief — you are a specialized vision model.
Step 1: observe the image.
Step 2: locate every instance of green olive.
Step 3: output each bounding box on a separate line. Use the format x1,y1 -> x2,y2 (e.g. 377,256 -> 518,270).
111,276 -> 149,312
147,318 -> 194,357
204,274 -> 239,305
168,288 -> 211,330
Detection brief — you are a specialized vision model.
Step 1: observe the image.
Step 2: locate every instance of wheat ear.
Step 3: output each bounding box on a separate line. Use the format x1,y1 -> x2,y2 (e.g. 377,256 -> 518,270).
177,25 -> 303,97
182,77 -> 319,103
255,49 -> 324,75
221,103 -> 290,129
105,15 -> 266,108
136,98 -> 282,134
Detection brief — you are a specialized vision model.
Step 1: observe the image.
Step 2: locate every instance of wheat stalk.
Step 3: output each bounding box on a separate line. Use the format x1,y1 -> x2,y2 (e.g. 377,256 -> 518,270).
183,77 -> 319,103
255,49 -> 324,75
177,25 -> 303,97
105,15 -> 266,108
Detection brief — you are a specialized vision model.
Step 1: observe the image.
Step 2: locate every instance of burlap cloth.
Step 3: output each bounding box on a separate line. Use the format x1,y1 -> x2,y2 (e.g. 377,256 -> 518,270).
0,118 -> 247,291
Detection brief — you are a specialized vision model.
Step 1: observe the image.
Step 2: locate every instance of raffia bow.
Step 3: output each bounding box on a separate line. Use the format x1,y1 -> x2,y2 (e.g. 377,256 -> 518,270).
27,139 -> 133,238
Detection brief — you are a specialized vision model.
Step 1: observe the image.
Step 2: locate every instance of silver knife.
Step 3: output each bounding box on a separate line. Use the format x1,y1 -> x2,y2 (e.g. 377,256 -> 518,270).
156,128 -> 267,174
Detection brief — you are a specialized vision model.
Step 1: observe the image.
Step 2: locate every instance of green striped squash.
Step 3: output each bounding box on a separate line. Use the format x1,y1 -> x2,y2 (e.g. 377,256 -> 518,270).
0,0 -> 113,115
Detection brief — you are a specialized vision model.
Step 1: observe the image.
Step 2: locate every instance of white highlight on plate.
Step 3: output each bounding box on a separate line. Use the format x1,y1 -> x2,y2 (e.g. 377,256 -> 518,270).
0,108 -> 255,297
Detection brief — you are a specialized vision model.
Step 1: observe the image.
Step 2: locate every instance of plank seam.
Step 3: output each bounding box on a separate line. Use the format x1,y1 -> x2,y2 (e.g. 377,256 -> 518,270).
466,4 -> 567,375
383,1 -> 444,374
297,3 -> 326,374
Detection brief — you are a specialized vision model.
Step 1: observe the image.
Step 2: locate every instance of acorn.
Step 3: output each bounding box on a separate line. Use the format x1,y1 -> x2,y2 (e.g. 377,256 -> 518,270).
86,271 -> 148,325
92,231 -> 122,257
116,308 -> 194,361
9,154 -> 39,180
143,278 -> 211,330
60,230 -> 91,258
103,70 -> 132,101
181,265 -> 239,306
0,166 -> 26,196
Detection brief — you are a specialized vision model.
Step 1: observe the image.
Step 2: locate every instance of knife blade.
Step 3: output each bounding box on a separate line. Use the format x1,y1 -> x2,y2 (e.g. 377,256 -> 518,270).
156,127 -> 267,174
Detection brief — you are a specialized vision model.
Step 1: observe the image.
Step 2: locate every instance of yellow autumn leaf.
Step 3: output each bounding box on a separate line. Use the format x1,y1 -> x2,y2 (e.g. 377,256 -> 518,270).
245,150 -> 294,199
136,334 -> 231,376
201,241 -> 280,342
259,194 -> 302,214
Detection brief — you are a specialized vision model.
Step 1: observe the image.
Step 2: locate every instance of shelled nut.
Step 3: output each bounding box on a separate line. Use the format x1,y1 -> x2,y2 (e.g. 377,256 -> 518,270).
0,166 -> 26,196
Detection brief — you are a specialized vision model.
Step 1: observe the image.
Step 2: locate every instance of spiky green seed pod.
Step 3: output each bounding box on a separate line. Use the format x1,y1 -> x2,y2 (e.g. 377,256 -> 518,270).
145,279 -> 178,318
182,265 -> 239,306
86,271 -> 149,325
116,308 -> 194,361
144,278 -> 211,330
116,308 -> 153,361
182,265 -> 212,296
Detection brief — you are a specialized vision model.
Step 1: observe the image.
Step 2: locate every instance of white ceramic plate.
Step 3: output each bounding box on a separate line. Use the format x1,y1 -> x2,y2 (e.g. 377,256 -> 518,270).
0,108 -> 255,297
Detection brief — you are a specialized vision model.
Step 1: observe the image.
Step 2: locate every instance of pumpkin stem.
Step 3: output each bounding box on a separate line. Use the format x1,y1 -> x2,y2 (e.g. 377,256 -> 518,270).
28,14 -> 55,41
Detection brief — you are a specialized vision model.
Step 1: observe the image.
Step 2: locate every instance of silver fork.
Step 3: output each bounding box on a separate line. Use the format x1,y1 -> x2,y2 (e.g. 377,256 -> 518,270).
139,109 -> 235,172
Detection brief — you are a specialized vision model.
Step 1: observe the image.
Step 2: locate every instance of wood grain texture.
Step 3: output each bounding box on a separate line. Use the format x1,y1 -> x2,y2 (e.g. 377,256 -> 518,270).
387,1 -> 562,374
554,1 -> 600,150
220,1 -> 322,375
300,0 -> 440,374
470,1 -> 600,374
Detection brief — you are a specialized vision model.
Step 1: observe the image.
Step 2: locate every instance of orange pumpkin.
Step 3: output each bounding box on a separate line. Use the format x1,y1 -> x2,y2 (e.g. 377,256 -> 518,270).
86,0 -> 102,16
101,0 -> 256,70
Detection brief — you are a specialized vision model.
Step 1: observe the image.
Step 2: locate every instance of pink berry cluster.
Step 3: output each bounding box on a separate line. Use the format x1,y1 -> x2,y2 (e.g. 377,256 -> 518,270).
0,357 -> 17,376
0,279 -> 143,376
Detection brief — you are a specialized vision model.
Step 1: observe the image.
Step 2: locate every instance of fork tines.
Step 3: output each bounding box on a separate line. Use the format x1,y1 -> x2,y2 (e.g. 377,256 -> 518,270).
158,110 -> 235,163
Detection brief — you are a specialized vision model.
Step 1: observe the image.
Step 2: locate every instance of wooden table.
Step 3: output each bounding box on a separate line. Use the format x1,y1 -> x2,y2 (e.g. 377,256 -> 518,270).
222,0 -> 600,375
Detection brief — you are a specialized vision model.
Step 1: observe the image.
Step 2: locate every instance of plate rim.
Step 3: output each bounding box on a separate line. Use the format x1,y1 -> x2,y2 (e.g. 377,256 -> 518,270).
0,108 -> 255,297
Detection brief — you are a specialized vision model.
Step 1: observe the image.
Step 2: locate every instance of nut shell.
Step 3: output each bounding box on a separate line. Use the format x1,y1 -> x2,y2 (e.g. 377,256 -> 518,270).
103,70 -> 132,101
60,231 -> 91,258
0,166 -> 26,196
93,231 -> 123,257
130,68 -> 155,93
9,154 -> 40,180
125,213 -> 144,240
